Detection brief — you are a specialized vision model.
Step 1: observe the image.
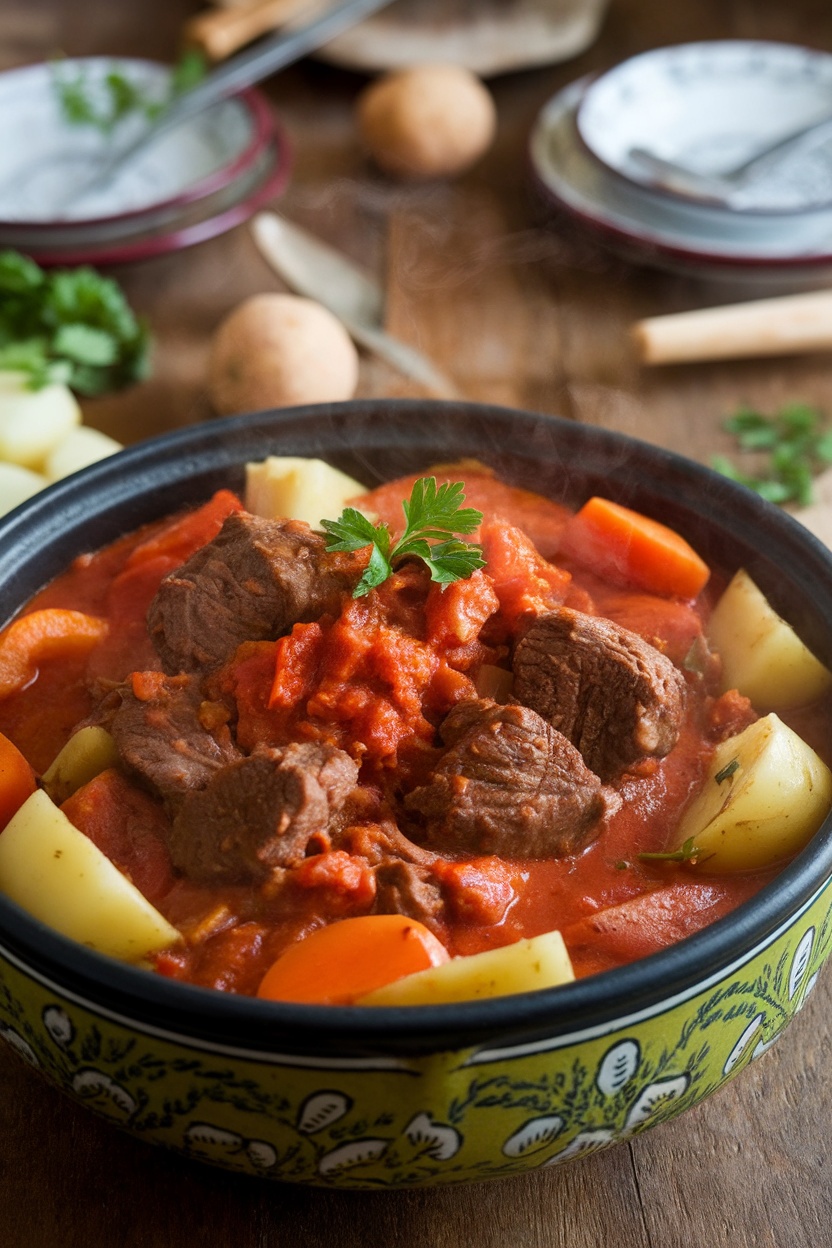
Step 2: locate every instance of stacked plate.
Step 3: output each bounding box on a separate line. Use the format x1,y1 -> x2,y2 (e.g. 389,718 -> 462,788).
0,58 -> 292,266
529,41 -> 832,286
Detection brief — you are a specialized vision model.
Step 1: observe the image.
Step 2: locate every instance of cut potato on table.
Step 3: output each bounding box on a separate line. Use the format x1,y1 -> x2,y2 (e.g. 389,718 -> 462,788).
357,929 -> 574,1006
671,713 -> 832,872
0,461 -> 48,518
0,789 -> 181,962
41,726 -> 120,805
44,425 -> 123,482
708,568 -> 832,710
0,371 -> 81,470
245,456 -> 369,528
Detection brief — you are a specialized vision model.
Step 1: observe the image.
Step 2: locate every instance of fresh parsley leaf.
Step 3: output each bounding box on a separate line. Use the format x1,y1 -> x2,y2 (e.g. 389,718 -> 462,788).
322,477 -> 486,598
52,52 -> 207,137
713,401 -> 831,506
714,758 -> 740,784
0,250 -> 150,394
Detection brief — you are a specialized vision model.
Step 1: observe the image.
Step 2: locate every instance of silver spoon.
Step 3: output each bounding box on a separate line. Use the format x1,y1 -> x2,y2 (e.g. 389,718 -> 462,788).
54,0 -> 395,215
251,212 -> 461,398
626,109 -> 832,206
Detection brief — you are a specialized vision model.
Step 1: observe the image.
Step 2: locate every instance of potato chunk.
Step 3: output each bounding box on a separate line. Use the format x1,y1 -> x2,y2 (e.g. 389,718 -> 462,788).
0,461 -> 48,517
356,929 -> 574,1006
708,569 -> 832,710
245,456 -> 368,528
671,714 -> 832,872
41,726 -> 120,805
0,789 -> 180,963
0,372 -> 81,470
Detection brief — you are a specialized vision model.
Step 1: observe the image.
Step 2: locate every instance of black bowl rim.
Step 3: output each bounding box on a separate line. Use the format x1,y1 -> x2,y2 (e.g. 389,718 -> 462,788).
1,398 -> 831,1058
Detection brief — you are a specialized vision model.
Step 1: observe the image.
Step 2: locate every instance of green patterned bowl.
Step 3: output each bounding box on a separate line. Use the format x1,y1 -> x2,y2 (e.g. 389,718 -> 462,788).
1,400 -> 831,1187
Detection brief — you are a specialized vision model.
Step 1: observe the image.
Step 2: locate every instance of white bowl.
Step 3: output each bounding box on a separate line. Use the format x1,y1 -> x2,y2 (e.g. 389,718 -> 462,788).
576,41 -> 832,215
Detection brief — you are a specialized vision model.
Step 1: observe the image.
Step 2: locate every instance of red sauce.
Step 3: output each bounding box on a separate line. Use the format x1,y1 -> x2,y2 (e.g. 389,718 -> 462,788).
0,470 -> 804,996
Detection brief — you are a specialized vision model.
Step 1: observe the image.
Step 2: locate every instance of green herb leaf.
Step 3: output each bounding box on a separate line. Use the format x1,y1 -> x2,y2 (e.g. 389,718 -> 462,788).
714,757 -> 740,784
0,250 -> 149,394
713,401 -> 831,506
51,52 -> 207,137
323,477 -> 485,597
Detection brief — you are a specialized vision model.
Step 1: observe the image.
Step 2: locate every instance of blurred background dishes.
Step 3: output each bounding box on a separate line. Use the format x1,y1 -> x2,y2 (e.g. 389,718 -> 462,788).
0,57 -> 291,264
529,73 -> 832,288
574,40 -> 832,215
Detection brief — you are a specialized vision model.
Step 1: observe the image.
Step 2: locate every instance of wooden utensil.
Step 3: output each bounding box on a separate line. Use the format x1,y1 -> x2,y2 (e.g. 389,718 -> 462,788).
185,0 -> 312,62
633,290 -> 832,364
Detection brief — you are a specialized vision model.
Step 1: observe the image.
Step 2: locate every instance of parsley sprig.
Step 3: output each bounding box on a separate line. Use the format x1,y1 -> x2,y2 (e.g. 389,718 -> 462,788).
712,402 -> 832,506
52,51 -> 206,137
0,250 -> 150,394
638,836 -> 703,865
322,477 -> 485,598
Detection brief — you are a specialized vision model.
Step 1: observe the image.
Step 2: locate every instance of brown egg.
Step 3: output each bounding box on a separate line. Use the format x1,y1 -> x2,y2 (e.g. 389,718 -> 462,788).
356,63 -> 497,180
208,293 -> 359,416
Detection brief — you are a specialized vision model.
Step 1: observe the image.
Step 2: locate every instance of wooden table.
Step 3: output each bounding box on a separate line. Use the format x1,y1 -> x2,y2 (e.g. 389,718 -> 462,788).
4,2 -> 832,1244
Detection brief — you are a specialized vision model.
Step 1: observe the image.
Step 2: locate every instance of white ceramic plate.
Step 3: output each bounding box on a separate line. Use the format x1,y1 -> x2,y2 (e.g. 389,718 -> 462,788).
0,58 -> 269,227
575,41 -> 832,214
316,0 -> 611,77
529,76 -> 832,284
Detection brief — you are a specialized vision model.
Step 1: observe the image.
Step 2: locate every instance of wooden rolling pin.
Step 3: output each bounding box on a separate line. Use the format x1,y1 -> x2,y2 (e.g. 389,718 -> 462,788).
633,289 -> 832,365
184,0 -> 313,61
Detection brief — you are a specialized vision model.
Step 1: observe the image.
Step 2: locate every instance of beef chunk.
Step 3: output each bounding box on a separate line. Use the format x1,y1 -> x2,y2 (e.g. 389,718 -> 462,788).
147,512 -> 351,675
106,674 -> 241,808
374,860 -> 446,935
512,608 -> 686,782
405,698 -> 610,858
169,742 -> 359,883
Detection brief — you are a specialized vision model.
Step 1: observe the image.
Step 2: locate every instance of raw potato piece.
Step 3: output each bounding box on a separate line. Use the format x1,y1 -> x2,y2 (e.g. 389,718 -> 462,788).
356,929 -> 574,1006
0,789 -> 181,963
671,714 -> 832,872
44,425 -> 123,482
41,726 -> 121,805
245,456 -> 368,528
0,372 -> 81,469
709,568 -> 832,710
0,461 -> 48,518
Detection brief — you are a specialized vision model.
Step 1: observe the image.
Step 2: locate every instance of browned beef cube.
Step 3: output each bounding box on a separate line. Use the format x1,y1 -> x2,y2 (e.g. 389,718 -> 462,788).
374,860 -> 446,935
106,674 -> 241,807
169,742 -> 359,884
405,699 -> 610,858
512,607 -> 686,782
147,512 -> 351,675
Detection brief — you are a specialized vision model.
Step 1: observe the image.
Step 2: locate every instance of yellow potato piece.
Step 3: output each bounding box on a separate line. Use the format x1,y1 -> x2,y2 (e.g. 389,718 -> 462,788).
708,568 -> 832,711
245,456 -> 369,528
672,713 -> 832,872
356,929 -> 574,1006
0,789 -> 181,963
0,372 -> 81,470
0,461 -> 48,518
44,425 -> 123,482
41,726 -> 121,805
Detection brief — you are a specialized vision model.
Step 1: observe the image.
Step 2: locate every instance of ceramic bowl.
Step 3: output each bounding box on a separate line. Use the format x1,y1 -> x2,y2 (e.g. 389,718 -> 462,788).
576,40 -> 832,215
1,400 -> 831,1188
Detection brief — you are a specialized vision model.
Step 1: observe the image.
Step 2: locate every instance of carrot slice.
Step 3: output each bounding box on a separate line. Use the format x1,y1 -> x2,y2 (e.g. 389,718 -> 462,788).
0,731 -> 36,831
124,489 -> 243,570
0,608 -> 109,699
256,914 -> 450,1005
558,496 -> 710,600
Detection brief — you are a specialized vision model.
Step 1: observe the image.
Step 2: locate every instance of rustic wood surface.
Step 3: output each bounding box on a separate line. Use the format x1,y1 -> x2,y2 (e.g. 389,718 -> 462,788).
3,1 -> 832,1244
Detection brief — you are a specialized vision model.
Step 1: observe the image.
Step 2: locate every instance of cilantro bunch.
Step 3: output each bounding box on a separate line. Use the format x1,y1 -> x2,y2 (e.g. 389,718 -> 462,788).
0,250 -> 150,395
713,402 -> 832,506
322,477 -> 486,598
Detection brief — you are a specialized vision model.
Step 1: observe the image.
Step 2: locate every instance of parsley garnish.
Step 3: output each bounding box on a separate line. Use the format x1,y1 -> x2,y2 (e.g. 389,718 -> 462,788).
712,402 -> 832,506
0,250 -> 150,394
638,836 -> 702,865
52,51 -> 207,136
715,758 -> 740,784
322,476 -> 485,598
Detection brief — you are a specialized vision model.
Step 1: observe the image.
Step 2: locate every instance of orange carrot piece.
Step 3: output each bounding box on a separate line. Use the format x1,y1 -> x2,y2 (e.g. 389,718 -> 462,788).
558,497 -> 710,600
0,731 -> 36,830
256,914 -> 450,1005
124,489 -> 243,570
0,608 -> 109,699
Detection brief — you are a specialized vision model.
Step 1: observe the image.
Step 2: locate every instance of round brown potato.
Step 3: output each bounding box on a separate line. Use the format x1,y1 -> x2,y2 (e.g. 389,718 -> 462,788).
208,293 -> 359,416
357,64 -> 497,180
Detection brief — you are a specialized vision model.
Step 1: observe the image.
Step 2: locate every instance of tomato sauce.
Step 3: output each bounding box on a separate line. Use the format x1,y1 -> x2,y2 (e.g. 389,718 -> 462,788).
0,469 -> 806,997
